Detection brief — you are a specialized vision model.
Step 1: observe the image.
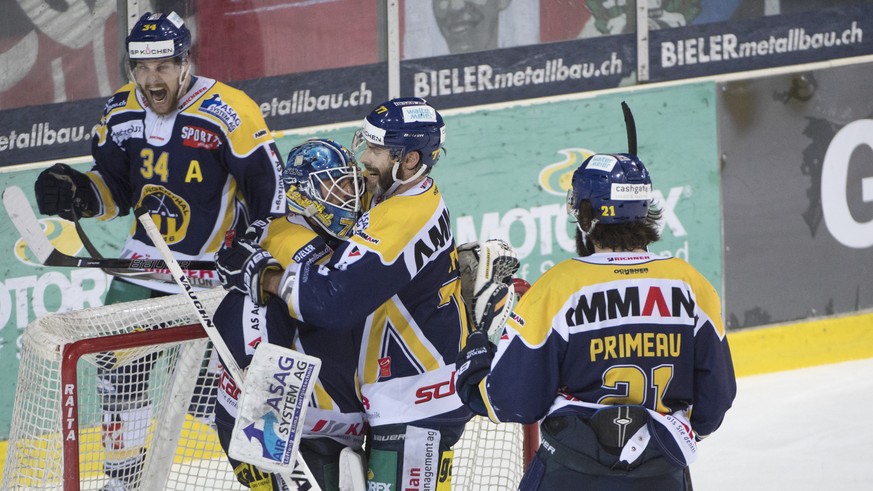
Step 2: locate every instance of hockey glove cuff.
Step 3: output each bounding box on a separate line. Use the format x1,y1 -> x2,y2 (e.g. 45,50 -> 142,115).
455,330 -> 495,416
34,163 -> 99,220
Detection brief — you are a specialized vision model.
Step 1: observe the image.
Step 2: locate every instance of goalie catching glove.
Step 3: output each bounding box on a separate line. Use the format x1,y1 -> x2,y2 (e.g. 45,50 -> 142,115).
458,239 -> 520,341
215,227 -> 281,306
34,163 -> 99,220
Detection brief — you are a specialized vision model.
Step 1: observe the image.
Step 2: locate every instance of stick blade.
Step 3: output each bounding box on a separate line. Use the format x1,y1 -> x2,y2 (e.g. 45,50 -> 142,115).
3,185 -> 54,263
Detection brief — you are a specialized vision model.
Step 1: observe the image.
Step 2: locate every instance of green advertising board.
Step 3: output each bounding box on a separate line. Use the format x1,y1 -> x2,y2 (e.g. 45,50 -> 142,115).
281,82 -> 723,288
0,82 -> 721,440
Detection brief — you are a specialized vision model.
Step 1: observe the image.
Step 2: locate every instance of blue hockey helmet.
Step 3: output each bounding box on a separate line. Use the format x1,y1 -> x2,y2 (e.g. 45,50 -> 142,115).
126,12 -> 191,63
352,97 -> 446,167
284,139 -> 364,239
567,153 -> 653,225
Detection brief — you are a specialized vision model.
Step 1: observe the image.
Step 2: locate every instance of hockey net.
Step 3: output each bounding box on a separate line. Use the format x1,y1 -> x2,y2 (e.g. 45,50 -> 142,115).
3,288 -> 537,490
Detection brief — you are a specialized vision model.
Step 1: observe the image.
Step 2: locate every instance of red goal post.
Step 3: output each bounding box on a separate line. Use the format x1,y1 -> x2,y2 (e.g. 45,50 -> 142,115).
2,288 -> 538,490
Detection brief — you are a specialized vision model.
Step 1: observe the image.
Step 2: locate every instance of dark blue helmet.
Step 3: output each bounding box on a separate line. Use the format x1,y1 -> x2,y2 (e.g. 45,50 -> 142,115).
284,139 -> 364,239
567,153 -> 652,225
126,12 -> 191,62
352,97 -> 446,167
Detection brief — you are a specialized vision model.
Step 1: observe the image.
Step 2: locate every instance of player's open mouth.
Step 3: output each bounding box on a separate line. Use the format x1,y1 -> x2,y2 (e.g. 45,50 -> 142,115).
149,88 -> 168,104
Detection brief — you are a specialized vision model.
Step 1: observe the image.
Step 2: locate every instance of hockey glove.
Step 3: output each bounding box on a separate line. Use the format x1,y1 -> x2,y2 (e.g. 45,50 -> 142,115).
34,163 -> 99,220
215,233 -> 281,306
455,329 -> 495,416
459,239 -> 520,342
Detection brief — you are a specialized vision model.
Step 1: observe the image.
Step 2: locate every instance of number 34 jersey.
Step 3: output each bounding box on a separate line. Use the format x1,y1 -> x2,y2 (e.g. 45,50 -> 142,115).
479,252 -> 736,440
87,77 -> 285,291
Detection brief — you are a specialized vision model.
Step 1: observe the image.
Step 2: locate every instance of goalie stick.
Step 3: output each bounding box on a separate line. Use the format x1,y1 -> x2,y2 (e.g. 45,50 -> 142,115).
136,207 -> 324,490
2,185 -> 214,271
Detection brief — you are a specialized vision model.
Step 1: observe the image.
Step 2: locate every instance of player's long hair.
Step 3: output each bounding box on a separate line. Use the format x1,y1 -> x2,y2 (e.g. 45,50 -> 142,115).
575,200 -> 662,256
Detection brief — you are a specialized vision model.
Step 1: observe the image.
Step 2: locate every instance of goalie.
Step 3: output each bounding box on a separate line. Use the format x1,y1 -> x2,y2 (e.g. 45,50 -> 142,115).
454,151 -> 736,490
212,139 -> 366,490
217,98 -> 474,490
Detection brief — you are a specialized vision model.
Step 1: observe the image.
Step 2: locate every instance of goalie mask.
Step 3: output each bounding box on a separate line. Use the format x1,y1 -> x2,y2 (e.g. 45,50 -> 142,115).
284,139 -> 364,239
352,97 -> 446,168
567,153 -> 653,226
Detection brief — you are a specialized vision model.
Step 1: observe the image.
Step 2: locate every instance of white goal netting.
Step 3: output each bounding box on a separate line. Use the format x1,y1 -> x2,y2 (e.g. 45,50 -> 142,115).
2,288 -> 533,490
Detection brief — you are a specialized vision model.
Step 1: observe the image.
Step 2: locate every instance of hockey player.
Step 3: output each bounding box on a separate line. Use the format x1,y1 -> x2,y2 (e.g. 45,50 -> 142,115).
455,152 -> 737,490
217,98 -> 473,490
213,139 -> 366,490
32,12 -> 284,490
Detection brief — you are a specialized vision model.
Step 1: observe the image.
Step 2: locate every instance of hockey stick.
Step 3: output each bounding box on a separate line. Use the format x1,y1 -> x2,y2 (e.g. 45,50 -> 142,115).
136,207 -> 323,489
2,185 -> 214,271
621,101 -> 638,155
69,208 -> 166,279
136,207 -> 244,383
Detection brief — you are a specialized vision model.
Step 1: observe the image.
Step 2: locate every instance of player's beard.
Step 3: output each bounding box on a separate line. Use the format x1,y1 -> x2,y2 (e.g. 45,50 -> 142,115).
365,165 -> 394,198
143,83 -> 180,115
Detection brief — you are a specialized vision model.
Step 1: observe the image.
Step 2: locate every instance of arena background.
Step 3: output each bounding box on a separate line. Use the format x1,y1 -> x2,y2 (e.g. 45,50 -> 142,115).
1,0 -> 872,483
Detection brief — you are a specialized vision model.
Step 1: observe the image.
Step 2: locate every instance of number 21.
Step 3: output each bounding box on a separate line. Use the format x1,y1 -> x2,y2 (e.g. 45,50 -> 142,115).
598,364 -> 674,413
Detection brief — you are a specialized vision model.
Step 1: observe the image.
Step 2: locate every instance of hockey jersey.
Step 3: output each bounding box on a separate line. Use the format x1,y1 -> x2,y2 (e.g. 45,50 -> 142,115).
285,178 -> 472,427
477,252 -> 736,458
215,215 -> 365,447
88,77 -> 285,292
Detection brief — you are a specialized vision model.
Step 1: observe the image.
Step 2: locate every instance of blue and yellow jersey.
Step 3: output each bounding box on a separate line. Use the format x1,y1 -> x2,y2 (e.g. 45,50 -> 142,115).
88,77 -> 284,291
215,215 -> 365,447
286,178 -> 471,427
479,252 -> 736,439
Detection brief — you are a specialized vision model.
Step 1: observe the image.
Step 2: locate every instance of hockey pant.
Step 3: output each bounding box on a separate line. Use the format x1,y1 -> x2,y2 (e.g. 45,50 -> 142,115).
366,423 -> 465,491
519,410 -> 690,491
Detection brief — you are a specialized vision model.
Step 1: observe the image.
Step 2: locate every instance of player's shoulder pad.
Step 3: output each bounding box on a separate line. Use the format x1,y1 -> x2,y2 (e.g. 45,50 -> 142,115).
100,83 -> 142,121
659,257 -> 725,337
94,83 -> 143,148
349,180 -> 446,264
260,216 -> 332,268
185,80 -> 273,156
505,258 -> 588,346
